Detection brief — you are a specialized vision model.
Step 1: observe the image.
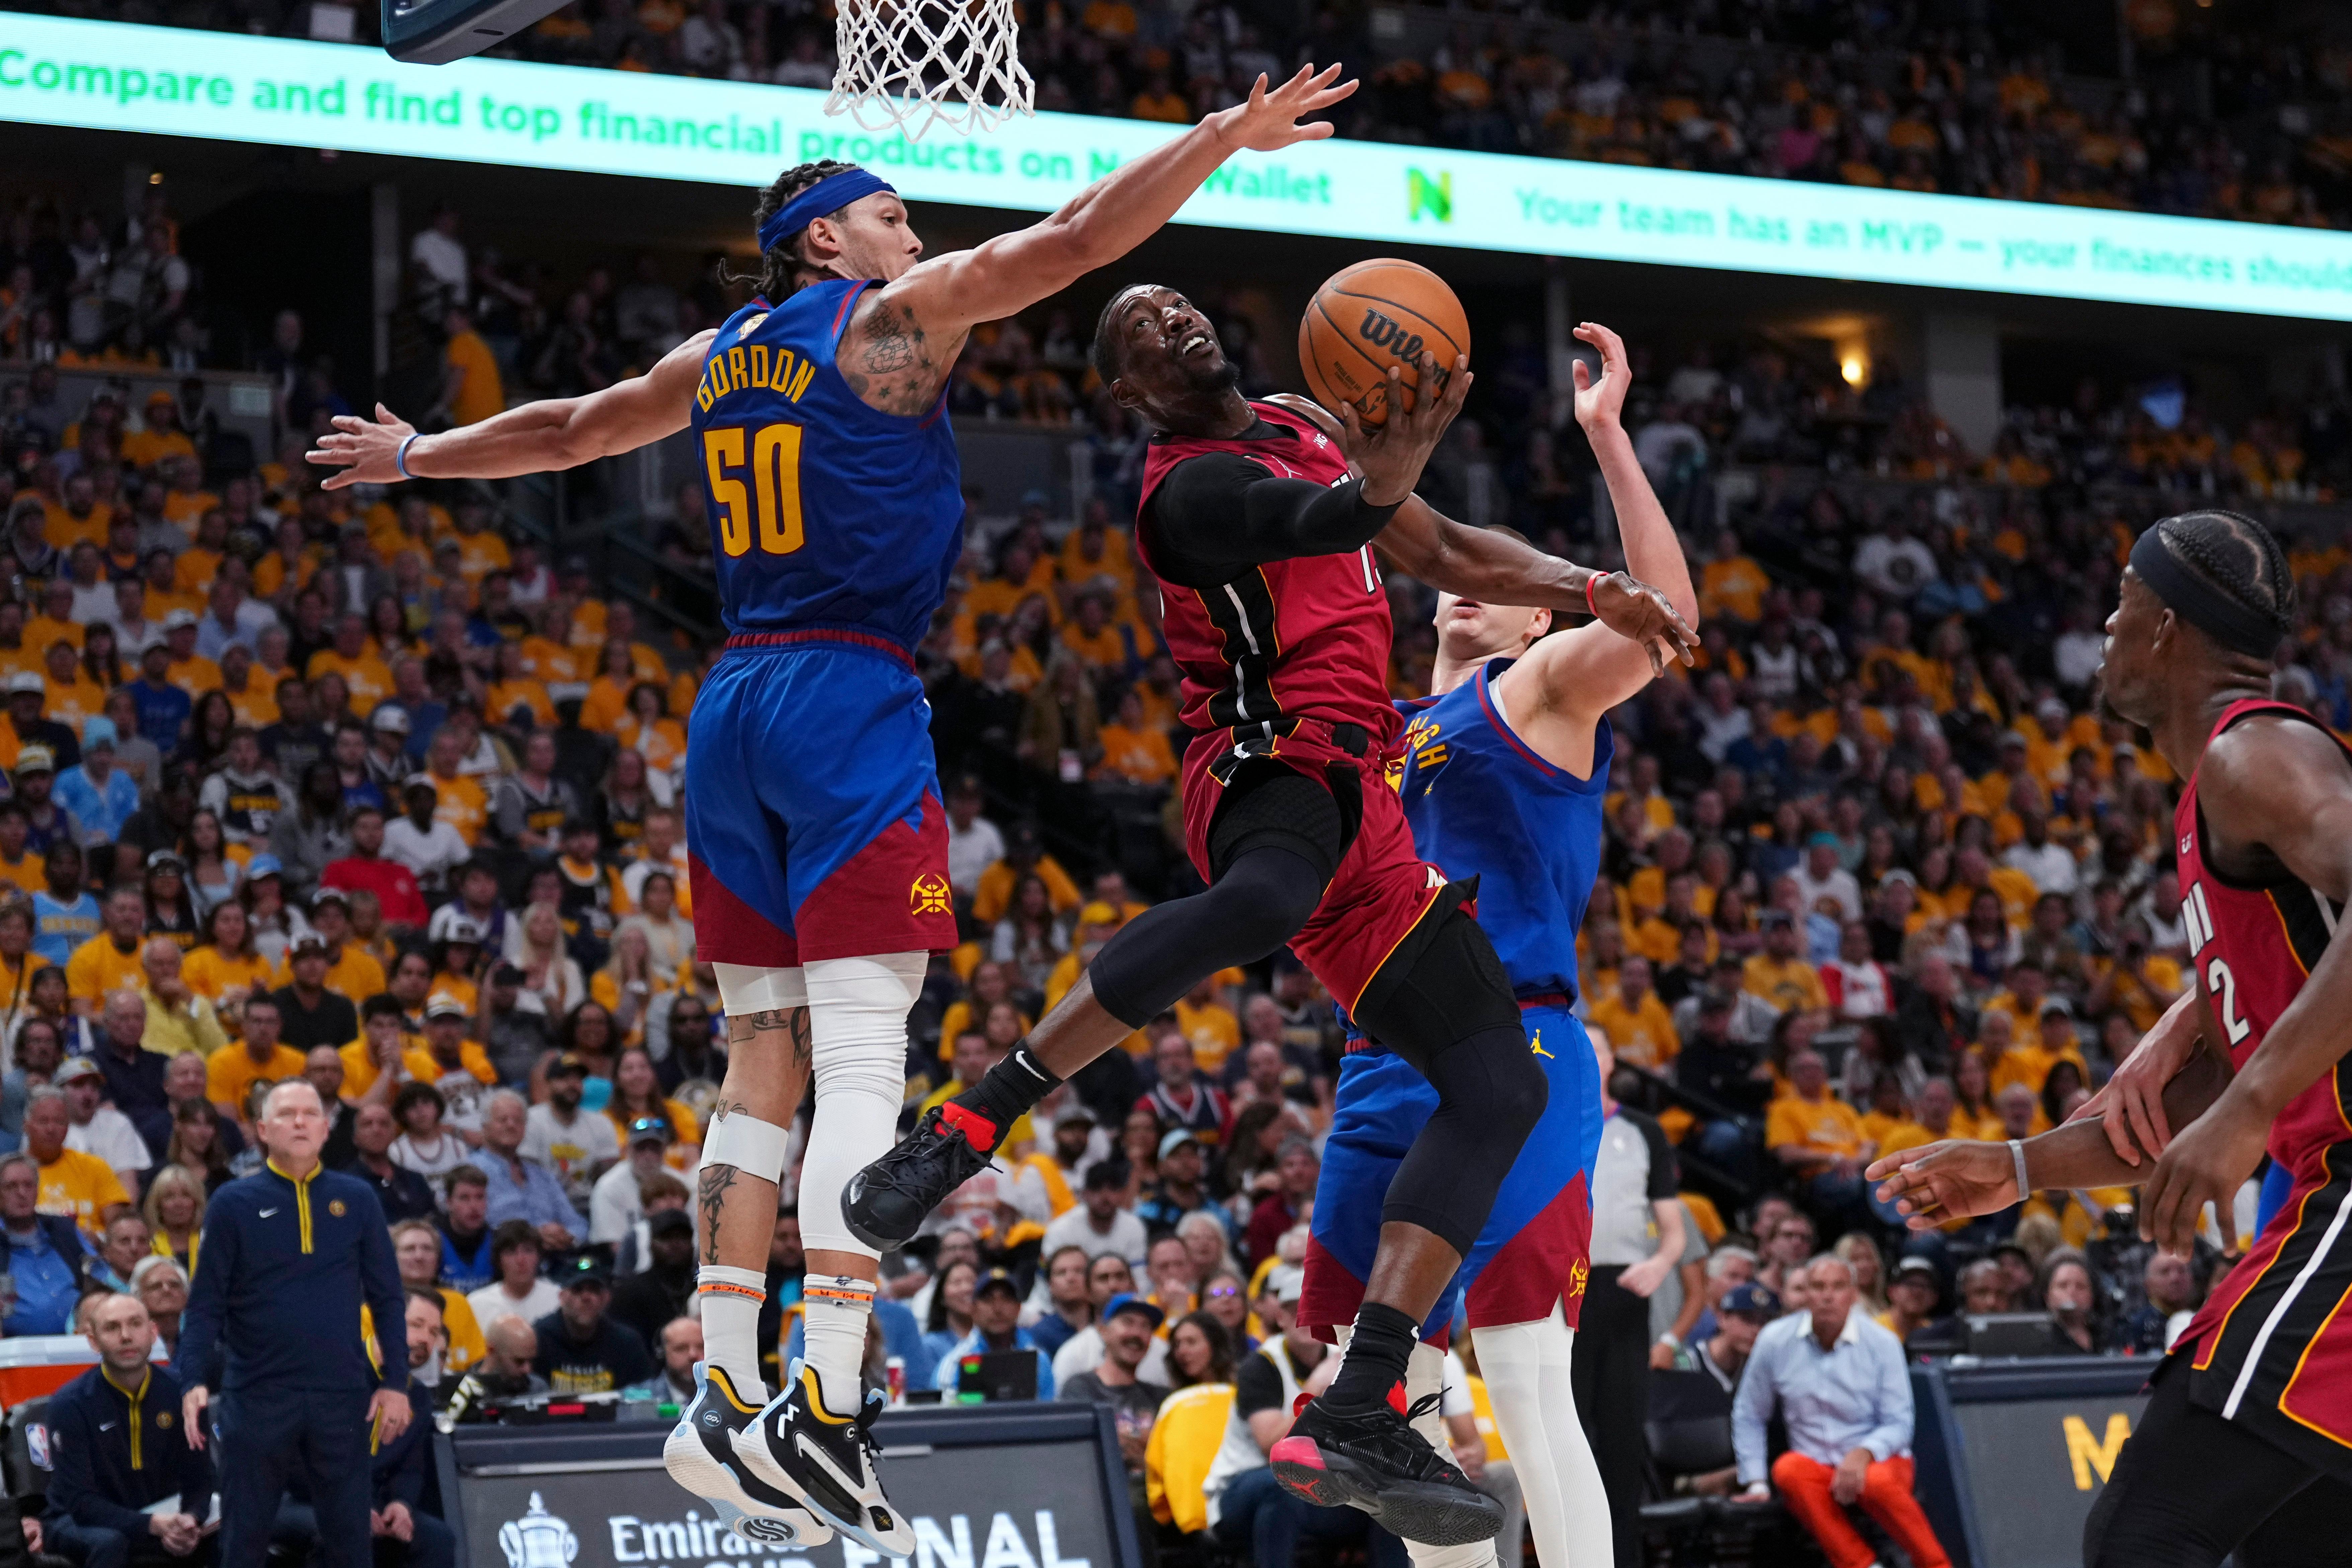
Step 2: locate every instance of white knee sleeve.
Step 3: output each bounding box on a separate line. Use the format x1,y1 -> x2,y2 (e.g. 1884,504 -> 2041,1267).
713,961 -> 808,1013
1474,1310 -> 1611,1568
798,952 -> 925,1258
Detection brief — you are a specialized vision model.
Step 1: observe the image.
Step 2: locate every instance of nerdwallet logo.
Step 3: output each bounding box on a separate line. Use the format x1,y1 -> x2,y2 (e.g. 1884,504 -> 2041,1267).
1407,168 -> 1453,223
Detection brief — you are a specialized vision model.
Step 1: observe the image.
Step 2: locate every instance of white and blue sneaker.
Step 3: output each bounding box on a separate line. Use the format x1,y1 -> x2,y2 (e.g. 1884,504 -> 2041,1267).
662,1362 -> 833,1547
732,1357 -> 915,1557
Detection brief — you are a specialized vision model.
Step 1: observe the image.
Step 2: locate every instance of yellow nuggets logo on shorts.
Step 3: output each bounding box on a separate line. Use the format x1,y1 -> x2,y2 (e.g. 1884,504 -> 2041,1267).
909,874 -> 951,915
329,1200 -> 347,1217
1568,1258 -> 1589,1300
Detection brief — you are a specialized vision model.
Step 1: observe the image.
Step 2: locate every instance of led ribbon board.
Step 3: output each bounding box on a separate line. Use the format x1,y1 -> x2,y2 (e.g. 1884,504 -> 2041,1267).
8,12 -> 2352,320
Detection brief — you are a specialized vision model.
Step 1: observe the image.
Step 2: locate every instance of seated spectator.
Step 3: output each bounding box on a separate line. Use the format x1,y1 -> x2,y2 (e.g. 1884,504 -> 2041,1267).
1136,1130 -> 1216,1237
443,1314 -> 549,1423
67,890 -> 150,1017
1059,1288 -> 1168,1489
87,1212 -> 152,1293
59,1055 -> 154,1193
272,935 -> 360,1052
323,806 -> 428,933
1054,1253 -> 1172,1388
0,1149 -> 92,1333
589,1118 -> 674,1246
45,1293 -> 214,1568
390,1219 -> 487,1377
26,1085 -> 129,1238
2120,1251 -> 2200,1355
1139,1034 -> 1228,1153
1735,1254 -> 1952,1568
607,1209 -> 695,1349
931,1267 -> 1056,1398
1242,1137 -> 1318,1269
437,1165 -> 497,1293
625,1316 -> 703,1407
1043,1159 -> 1149,1266
1765,1049 -> 1871,1233
1679,1279 -> 1776,1402
470,1098 -> 581,1266
1026,1244 -> 1098,1360
2040,1248 -> 2106,1354
1201,1270 -> 1406,1568
132,1256 -> 188,1361
342,1102 -> 438,1223
466,1219 -> 561,1332
533,1255 -> 656,1394
521,1053 -> 617,1212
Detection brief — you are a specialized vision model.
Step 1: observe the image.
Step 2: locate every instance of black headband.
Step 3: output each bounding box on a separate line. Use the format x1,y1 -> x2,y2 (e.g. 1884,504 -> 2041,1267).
2129,525 -> 2282,658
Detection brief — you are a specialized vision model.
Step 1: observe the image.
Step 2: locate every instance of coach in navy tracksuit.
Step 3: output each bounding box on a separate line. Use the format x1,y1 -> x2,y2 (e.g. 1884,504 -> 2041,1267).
46,1293 -> 215,1568
176,1078 -> 408,1568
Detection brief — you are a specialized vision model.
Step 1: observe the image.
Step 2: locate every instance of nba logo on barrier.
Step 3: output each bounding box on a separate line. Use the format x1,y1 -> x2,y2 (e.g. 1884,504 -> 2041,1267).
1407,169 -> 1453,223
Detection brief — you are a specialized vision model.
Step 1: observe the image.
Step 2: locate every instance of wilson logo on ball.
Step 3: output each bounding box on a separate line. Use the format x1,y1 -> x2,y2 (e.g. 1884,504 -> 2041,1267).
1356,309 -> 1428,364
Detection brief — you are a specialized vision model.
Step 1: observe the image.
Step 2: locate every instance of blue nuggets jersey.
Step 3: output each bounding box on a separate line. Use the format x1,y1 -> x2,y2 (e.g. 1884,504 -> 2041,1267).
690,279 -> 963,649
1392,658 -> 1610,1002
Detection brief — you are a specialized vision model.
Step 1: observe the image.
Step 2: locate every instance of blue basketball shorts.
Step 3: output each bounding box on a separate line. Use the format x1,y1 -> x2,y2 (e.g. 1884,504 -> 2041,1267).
1301,1005 -> 1603,1341
684,633 -> 956,967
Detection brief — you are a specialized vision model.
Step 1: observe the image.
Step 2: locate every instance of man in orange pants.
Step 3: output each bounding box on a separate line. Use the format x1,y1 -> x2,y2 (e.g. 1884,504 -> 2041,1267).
1730,1252 -> 1952,1568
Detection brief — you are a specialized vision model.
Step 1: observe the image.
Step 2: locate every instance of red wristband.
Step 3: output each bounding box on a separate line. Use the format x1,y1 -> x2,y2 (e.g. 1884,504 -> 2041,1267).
1585,572 -> 1603,616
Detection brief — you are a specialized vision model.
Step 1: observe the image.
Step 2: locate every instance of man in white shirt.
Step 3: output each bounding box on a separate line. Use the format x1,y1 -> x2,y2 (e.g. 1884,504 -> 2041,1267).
618,810 -> 690,912
408,206 -> 468,309
2002,811 -> 2079,897
520,1054 -> 619,1212
58,1056 -> 152,1191
1040,1160 -> 1150,1266
1790,833 -> 1863,922
1850,511 -> 1940,601
590,1120 -> 671,1246
944,776 -> 1004,900
385,781 -> 472,892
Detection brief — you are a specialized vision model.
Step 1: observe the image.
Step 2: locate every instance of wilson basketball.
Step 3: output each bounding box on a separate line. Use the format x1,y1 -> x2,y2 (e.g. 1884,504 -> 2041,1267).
1299,259 -> 1472,427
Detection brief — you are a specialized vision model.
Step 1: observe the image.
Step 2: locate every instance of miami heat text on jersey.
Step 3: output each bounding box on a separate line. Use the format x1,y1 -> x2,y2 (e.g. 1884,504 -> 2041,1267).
2169,698 -> 2352,1471
690,279 -> 964,651
1391,661 -> 1611,1004
1135,401 -> 1400,777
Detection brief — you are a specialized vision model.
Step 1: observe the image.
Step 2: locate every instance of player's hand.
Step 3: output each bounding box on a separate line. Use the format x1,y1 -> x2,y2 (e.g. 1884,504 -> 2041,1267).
2069,989 -> 2200,1166
182,1384 -> 208,1449
308,405 -> 418,491
2142,1087 -> 2268,1254
1339,351 -> 1474,507
1570,321 -> 1632,433
1213,64 -> 1358,151
1588,571 -> 1700,676
1866,1139 -> 2019,1229
370,1386 -> 413,1444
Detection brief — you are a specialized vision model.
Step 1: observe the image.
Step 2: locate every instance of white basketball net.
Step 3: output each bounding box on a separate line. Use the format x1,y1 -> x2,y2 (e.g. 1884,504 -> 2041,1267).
828,0 -> 1035,141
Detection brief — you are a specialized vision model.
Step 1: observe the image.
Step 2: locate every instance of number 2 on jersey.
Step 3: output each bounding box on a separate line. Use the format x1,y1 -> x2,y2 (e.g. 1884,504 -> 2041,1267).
703,423 -> 805,557
2206,957 -> 2252,1045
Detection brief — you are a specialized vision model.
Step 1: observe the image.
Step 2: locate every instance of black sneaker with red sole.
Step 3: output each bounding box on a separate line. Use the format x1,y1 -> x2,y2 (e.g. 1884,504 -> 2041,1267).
1269,1387 -> 1505,1547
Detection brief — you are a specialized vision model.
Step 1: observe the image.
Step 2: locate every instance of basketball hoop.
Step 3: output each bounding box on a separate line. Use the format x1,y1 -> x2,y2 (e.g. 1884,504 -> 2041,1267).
828,0 -> 1035,141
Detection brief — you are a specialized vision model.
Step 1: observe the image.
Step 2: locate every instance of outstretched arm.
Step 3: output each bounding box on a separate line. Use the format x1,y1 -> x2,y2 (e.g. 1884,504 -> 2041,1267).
307,331 -> 713,489
882,66 -> 1354,345
1498,321 -> 1701,732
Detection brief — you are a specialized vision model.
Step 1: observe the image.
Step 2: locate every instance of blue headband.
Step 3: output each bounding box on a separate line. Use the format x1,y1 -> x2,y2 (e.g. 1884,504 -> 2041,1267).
756,169 -> 896,255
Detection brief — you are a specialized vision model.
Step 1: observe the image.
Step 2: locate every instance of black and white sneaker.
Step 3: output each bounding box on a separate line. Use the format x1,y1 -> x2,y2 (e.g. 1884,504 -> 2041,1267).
841,1103 -> 998,1251
732,1358 -> 915,1558
661,1363 -> 832,1547
1270,1387 -> 1505,1546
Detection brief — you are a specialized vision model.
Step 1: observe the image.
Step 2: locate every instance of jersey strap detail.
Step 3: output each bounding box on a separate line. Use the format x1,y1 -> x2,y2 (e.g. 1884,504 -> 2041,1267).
828,279 -> 869,345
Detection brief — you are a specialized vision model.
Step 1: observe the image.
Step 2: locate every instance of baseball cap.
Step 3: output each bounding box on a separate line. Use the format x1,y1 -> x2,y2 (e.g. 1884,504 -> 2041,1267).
439,916 -> 485,946
1698,987 -> 1735,1015
289,933 -> 328,958
558,1255 -> 612,1290
1879,867 -> 1919,888
1081,1159 -> 1129,1192
244,854 -> 283,880
974,1267 -> 1022,1302
1053,1104 -> 1097,1130
547,1052 -> 589,1079
55,1056 -> 102,1085
1891,1256 -> 1942,1288
2040,997 -> 2074,1019
1999,728 -> 2031,750
1158,1128 -> 1200,1161
1719,1282 -> 1779,1318
646,1208 -> 694,1237
1269,1266 -> 1304,1306
372,706 -> 411,734
162,609 -> 198,631
309,886 -> 349,912
12,746 -> 54,778
1076,901 -> 1120,928
423,993 -> 470,1022
81,716 -> 116,749
625,1115 -> 670,1147
1807,831 -> 1841,849
1102,1292 -> 1164,1329
5,672 -> 43,695
145,849 -> 185,873
489,962 -> 527,987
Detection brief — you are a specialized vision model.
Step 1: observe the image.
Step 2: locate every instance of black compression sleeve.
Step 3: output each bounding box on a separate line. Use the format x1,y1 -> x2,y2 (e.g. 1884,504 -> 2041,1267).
1144,450 -> 1401,587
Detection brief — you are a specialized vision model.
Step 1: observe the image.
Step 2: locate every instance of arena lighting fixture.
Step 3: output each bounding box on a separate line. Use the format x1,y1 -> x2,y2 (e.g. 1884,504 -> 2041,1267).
1841,352 -> 1869,388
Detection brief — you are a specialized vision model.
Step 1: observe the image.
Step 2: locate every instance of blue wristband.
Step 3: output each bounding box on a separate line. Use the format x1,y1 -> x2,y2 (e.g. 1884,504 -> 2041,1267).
395,432 -> 420,480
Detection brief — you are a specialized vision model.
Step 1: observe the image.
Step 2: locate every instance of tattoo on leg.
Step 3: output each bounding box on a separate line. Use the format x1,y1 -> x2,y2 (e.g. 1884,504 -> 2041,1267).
698,1163 -> 738,1264
789,1008 -> 812,1071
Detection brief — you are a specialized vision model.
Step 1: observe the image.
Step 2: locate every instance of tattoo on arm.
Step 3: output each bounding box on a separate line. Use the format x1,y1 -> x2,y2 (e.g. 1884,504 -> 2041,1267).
698,1162 -> 738,1264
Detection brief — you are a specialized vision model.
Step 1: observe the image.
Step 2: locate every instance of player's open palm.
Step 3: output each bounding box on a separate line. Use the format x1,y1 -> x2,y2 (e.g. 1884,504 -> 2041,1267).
1865,1140 -> 2018,1230
1215,64 -> 1358,150
1340,351 -> 1474,507
309,405 -> 416,491
1589,573 -> 1700,676
1570,321 -> 1632,433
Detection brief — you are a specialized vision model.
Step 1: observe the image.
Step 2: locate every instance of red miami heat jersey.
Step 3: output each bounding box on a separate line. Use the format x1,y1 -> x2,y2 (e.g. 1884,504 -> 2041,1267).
1135,402 -> 1400,774
2170,698 -> 2352,1469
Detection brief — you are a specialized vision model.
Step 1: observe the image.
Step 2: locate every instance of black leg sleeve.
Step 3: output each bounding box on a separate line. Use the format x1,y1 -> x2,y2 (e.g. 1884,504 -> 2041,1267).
1088,842 -> 1327,1028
